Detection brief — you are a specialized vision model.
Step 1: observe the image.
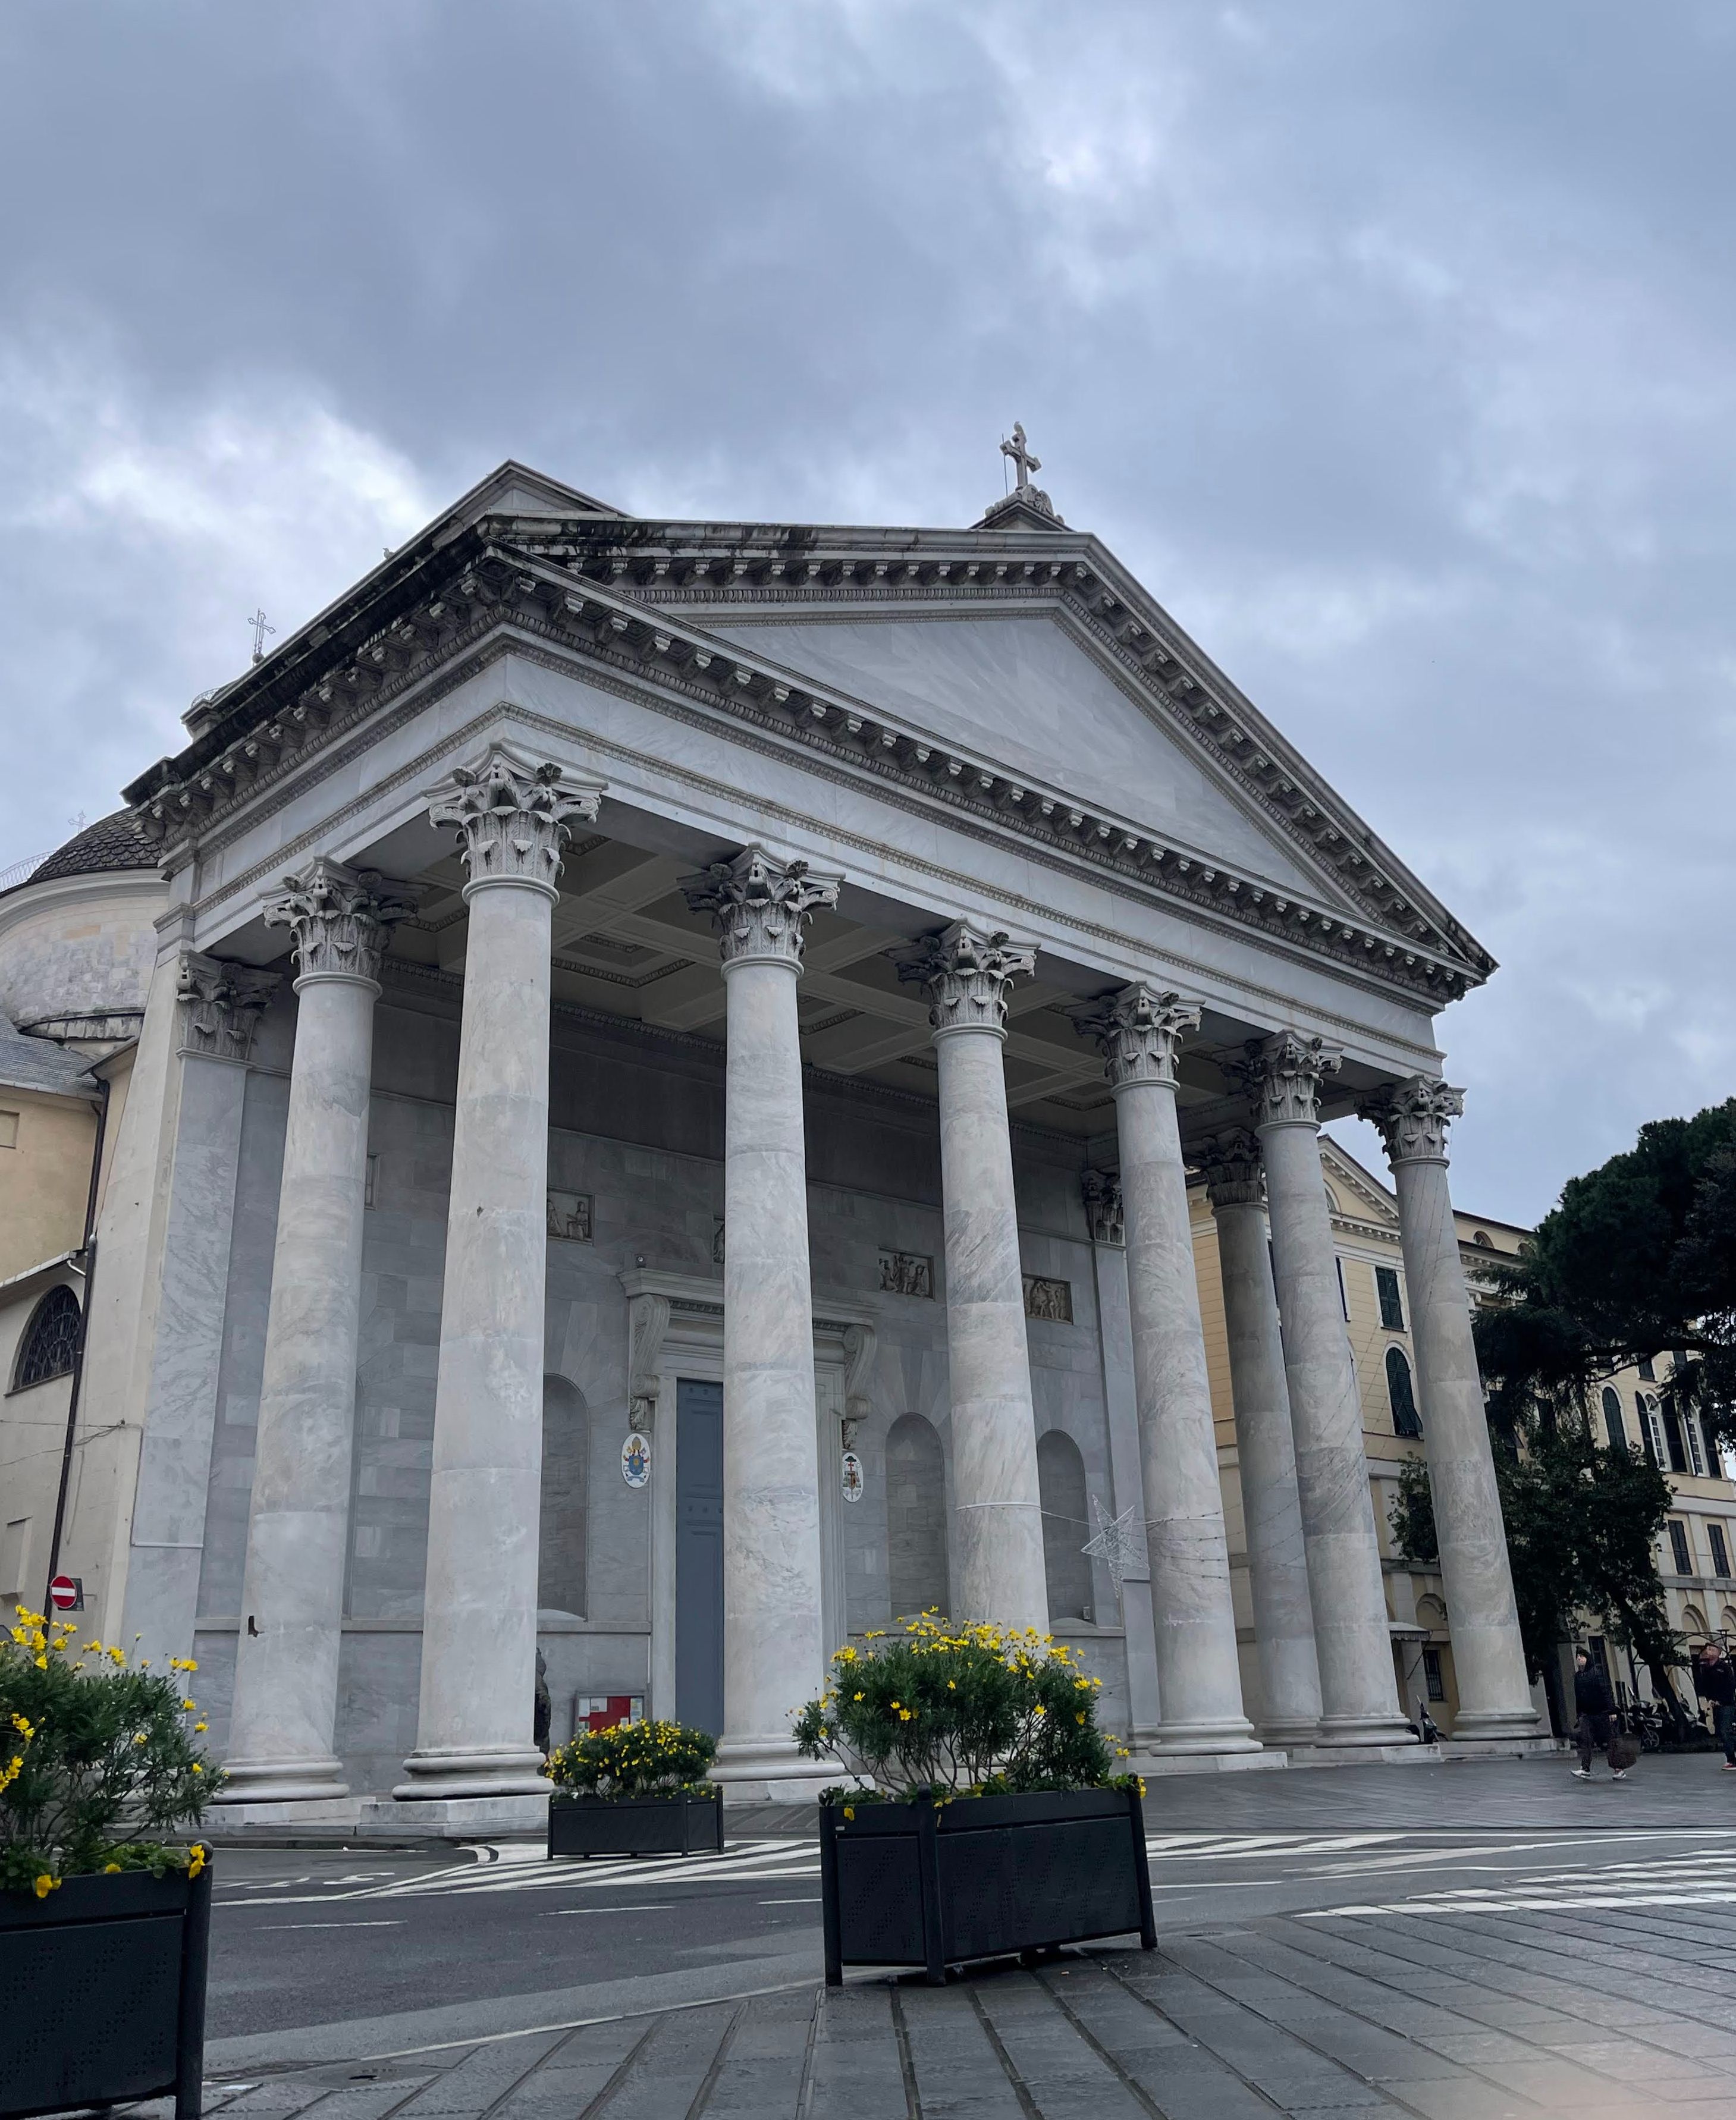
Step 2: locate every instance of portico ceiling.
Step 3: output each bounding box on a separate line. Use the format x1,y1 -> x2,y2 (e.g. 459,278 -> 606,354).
390,822 -> 1324,1143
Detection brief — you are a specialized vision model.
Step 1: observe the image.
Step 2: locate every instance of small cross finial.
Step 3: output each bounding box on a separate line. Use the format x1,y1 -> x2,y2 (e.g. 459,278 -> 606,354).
1001,422 -> 1041,492
248,608 -> 276,664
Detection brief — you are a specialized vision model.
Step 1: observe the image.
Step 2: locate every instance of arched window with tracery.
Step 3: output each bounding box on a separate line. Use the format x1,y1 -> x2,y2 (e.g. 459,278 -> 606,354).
1386,1346 -> 1421,1438
1037,1428 -> 1093,1620
13,1285 -> 80,1391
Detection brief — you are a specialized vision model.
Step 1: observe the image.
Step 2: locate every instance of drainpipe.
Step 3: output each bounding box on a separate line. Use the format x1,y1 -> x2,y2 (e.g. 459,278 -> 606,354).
43,1072 -> 111,1601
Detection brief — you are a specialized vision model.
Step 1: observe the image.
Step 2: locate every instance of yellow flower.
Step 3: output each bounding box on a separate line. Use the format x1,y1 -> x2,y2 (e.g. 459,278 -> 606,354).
105,1863 -> 121,1873
194,1722 -> 207,1734
33,1874 -> 58,1899
187,1846 -> 206,1877
133,1732 -> 147,1745
843,1805 -> 855,1820
853,1692 -> 864,1702
182,1699 -> 196,1711
1076,1713 -> 1086,1725
190,1763 -> 203,1774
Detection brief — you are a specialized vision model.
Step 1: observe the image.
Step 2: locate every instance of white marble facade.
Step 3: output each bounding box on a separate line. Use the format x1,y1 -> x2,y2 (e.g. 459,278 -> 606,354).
17,460 -> 1542,1816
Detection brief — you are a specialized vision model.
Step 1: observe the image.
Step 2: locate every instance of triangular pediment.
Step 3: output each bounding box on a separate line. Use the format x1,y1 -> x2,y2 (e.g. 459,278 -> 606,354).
705,609 -> 1330,900
1321,1135 -> 1400,1229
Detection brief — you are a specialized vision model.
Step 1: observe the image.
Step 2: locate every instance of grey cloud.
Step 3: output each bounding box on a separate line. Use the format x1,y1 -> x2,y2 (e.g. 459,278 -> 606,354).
1,0 -> 1731,1223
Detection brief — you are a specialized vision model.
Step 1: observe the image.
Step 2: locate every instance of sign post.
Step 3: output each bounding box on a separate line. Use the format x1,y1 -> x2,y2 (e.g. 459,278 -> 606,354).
48,1573 -> 83,1613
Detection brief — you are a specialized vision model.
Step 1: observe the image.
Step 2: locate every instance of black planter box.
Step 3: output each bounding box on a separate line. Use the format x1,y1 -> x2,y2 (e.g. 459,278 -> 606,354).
547,1789 -> 724,1858
0,1855 -> 212,2120
820,1787 -> 1155,1985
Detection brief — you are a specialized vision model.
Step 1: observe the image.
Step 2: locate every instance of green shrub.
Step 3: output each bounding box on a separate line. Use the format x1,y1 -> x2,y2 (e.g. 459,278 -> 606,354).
792,1613 -> 1139,1800
546,1718 -> 717,1800
1,1607 -> 215,1898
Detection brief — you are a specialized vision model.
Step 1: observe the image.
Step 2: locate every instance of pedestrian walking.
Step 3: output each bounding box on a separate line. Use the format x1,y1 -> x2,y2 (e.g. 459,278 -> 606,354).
1694,1640 -> 1736,1770
1572,1648 -> 1627,1780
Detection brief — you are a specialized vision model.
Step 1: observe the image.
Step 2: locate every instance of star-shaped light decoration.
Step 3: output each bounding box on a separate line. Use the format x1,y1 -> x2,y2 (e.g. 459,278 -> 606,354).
1081,1494 -> 1145,1616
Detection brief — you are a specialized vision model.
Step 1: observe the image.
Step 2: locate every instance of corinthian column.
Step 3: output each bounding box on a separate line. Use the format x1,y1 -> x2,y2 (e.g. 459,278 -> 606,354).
219,862 -> 412,1805
1359,1078 -> 1540,1742
1239,1033 -> 1411,1746
1198,1130 -> 1323,1746
1073,988 -> 1257,1754
683,846 -> 841,1794
396,745 -> 603,1804
897,922 -> 1047,1631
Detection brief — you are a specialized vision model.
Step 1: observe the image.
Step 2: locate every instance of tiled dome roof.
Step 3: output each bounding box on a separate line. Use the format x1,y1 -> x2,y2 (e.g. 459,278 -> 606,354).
26,809 -> 158,886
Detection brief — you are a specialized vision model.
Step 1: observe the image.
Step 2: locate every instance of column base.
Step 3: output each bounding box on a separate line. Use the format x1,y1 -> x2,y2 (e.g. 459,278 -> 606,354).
212,1756 -> 349,1804
202,1798 -> 363,1835
393,1745 -> 552,1801
1131,1747 -> 1290,1777
1316,1714 -> 1418,1749
1143,1720 -> 1264,1758
1446,1710 -> 1545,1745
1440,1733 -> 1558,1760
360,1792 -> 551,1839
710,1736 -> 838,1803
1260,1719 -> 1325,1748
1287,1741 -> 1443,1768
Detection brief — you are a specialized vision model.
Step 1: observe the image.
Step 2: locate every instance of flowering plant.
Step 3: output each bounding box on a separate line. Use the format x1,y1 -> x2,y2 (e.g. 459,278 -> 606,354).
793,1613 -> 1139,1801
545,1718 -> 717,1801
0,1607 -> 215,1897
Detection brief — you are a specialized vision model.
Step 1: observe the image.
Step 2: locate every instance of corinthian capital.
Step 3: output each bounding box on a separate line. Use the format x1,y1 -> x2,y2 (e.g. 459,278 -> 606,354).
1070,982 -> 1201,1089
1235,1030 -> 1342,1130
424,742 -> 604,901
680,845 -> 842,969
1197,1128 -> 1264,1211
265,859 -> 416,988
175,952 -> 281,1063
1081,1168 -> 1125,1246
894,919 -> 1037,1038
1358,1076 -> 1465,1166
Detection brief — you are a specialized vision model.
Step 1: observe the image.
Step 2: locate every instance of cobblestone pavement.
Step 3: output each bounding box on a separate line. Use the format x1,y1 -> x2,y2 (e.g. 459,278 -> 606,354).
135,1889 -> 1736,2118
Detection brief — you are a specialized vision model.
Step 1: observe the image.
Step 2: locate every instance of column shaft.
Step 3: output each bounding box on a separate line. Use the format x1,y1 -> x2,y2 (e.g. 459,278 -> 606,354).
398,743 -> 602,1804
1365,1081 -> 1539,1741
1250,1036 -> 1411,1745
1204,1138 -> 1323,1745
222,867 -> 403,1803
1117,1075 -> 1257,1751
935,1026 -> 1047,1630
719,954 -> 828,1777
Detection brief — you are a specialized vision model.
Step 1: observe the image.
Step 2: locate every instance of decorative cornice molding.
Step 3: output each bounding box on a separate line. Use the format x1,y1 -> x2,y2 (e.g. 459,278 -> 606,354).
425,741 -> 604,902
264,858 -> 416,990
175,951 -> 281,1063
895,918 -> 1037,1039
121,526 -> 1487,1006
679,844 -> 841,970
1069,981 -> 1201,1089
1358,1075 -> 1464,1166
1197,1127 -> 1264,1211
1235,1029 -> 1343,1130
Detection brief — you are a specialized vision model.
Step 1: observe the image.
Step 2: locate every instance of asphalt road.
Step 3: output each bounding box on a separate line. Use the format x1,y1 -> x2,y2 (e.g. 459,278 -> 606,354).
205,1754 -> 1736,2049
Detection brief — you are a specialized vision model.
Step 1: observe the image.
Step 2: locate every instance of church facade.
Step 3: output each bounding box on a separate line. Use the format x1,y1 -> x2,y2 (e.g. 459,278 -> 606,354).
0,456 -> 1543,1823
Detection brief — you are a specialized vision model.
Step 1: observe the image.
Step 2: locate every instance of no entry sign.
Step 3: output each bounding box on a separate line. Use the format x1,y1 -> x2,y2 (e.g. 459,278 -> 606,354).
48,1573 -> 82,1612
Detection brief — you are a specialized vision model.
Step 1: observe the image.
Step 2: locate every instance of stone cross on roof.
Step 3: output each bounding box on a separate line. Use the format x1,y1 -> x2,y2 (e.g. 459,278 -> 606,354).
1001,422 -> 1041,492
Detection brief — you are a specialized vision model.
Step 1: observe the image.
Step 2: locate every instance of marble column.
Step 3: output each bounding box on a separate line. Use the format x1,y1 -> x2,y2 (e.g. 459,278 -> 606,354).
1198,1130 -> 1324,1747
124,954 -> 280,1677
1359,1078 -> 1540,1741
682,846 -> 841,1791
897,922 -> 1047,1632
1239,1032 -> 1411,1746
1074,987 -> 1257,1754
219,863 -> 412,1804
397,745 -> 604,1802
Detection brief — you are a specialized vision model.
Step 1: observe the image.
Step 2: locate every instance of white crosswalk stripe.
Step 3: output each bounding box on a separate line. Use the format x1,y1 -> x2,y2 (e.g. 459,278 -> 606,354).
1303,1851 -> 1736,1918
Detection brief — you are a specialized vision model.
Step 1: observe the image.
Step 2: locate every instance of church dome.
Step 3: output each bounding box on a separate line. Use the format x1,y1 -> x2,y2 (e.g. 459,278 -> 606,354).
0,808 -> 165,1050
22,808 -> 158,888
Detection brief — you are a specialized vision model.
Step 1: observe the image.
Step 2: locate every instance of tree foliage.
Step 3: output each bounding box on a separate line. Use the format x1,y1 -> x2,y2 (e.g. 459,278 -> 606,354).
1388,1424 -> 1678,1694
1473,1100 -> 1736,1444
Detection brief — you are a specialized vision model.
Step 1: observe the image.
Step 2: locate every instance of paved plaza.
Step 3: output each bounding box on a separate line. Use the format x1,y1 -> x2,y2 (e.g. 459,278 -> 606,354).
103,1759 -> 1736,2117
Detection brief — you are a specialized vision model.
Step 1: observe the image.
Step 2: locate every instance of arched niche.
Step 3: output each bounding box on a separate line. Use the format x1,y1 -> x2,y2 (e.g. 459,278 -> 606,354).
1037,1427 -> 1092,1622
886,1412 -> 949,1623
539,1373 -> 589,1619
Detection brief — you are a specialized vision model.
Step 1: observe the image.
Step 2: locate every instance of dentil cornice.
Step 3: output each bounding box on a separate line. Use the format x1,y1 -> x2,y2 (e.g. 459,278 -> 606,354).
120,518 -> 1489,1007
679,844 -> 842,969
895,918 -> 1037,1039
1358,1075 -> 1464,1166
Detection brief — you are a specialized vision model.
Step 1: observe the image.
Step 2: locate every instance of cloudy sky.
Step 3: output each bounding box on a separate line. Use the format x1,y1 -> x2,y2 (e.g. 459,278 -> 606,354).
2,3 -> 1730,1226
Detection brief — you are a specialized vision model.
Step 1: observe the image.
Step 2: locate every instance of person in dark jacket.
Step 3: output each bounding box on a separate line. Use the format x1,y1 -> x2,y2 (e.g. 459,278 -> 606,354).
1694,1641 -> 1736,1768
1572,1648 -> 1625,1780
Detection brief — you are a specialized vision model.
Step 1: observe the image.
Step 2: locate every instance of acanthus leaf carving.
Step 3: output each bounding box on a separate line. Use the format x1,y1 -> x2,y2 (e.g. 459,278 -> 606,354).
893,918 -> 1037,1037
1196,1127 -> 1264,1211
1069,981 -> 1201,1089
1081,1168 -> 1125,1246
1232,1029 -> 1343,1130
425,740 -> 604,900
1358,1076 -> 1465,1166
679,844 -> 842,969
175,951 -> 281,1063
264,858 -> 417,987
